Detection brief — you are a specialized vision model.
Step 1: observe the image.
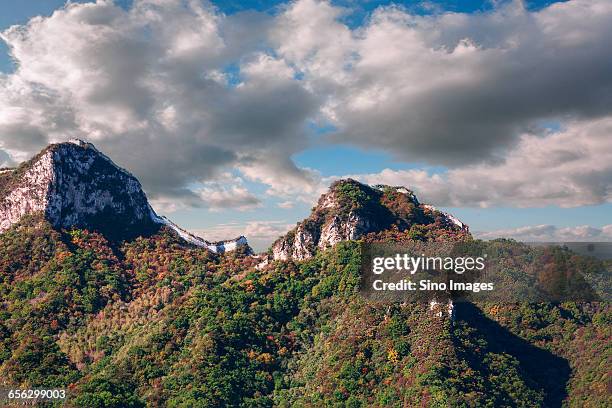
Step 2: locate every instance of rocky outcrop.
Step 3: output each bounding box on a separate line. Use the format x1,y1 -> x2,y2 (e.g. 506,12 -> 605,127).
318,212 -> 372,249
0,140 -> 248,252
0,140 -> 154,238
272,179 -> 469,261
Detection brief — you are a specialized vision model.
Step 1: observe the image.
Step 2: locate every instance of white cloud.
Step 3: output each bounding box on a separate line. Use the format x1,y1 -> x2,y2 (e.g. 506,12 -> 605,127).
243,220 -> 294,239
0,0 -> 611,212
238,157 -> 323,200
0,0 -> 315,209
346,116 -> 612,207
476,224 -> 612,242
277,200 -> 294,209
270,0 -> 612,175
197,184 -> 262,211
150,173 -> 262,212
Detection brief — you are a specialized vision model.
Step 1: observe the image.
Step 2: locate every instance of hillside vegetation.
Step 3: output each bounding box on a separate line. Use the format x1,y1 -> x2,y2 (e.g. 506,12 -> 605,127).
0,214 -> 609,407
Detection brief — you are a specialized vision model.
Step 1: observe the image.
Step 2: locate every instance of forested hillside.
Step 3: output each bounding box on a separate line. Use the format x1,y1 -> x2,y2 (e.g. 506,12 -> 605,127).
0,212 -> 609,407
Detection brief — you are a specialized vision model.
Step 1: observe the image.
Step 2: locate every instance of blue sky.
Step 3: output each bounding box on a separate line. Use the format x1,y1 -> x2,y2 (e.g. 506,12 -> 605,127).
1,0 -> 610,250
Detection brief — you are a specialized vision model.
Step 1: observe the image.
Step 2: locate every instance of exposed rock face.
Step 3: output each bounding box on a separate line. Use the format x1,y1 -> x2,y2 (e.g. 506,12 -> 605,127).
0,140 -> 248,252
270,234 -> 293,261
430,299 -> 455,319
0,150 -> 56,231
272,179 -> 469,261
0,140 -> 154,238
318,212 -> 372,249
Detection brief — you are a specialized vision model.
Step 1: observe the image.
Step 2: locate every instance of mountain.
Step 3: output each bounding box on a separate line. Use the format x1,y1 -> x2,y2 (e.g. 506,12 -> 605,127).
0,140 -> 247,253
0,143 -> 608,407
272,179 -> 469,260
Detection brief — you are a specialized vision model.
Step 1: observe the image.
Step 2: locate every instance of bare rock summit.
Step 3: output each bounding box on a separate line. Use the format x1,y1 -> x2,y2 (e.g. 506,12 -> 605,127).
272,179 -> 469,261
0,140 -> 247,252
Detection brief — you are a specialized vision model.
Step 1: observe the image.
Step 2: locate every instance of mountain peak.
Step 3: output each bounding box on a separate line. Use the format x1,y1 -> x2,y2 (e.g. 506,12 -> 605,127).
272,178 -> 468,261
0,140 -> 248,252
0,140 -> 155,239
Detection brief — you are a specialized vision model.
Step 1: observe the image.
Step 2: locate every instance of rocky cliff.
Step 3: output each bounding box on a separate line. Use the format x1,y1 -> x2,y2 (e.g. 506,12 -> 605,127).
0,140 -> 247,252
272,179 -> 469,260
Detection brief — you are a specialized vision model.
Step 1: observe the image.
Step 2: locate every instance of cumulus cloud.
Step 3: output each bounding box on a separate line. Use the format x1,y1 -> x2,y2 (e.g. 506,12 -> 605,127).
238,156 -> 322,199
273,0 -> 612,166
0,0 -> 611,211
197,184 -> 262,211
149,173 -> 262,212
0,0 -> 315,209
348,117 -> 612,207
476,224 -> 612,242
